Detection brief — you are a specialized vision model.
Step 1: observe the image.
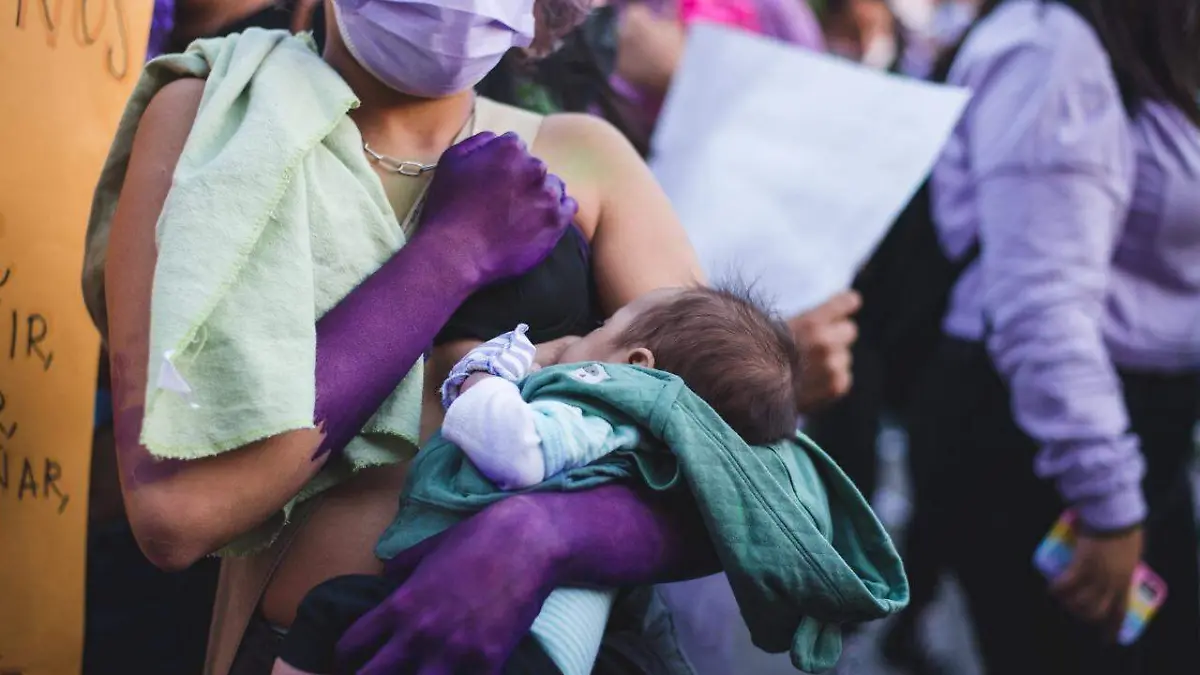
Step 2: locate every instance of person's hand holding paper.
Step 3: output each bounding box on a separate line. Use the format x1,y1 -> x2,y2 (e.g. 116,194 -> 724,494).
789,290 -> 862,412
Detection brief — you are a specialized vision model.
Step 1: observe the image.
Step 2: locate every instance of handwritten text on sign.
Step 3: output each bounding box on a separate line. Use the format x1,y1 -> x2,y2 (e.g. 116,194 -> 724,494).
0,262 -> 55,370
0,265 -> 70,515
0,2 -> 151,673
13,0 -> 135,80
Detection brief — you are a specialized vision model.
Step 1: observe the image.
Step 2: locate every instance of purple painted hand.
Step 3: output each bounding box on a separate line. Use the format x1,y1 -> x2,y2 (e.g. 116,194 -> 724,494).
312,132 -> 577,459
334,487 -> 719,674
418,131 -> 579,288
335,497 -> 561,674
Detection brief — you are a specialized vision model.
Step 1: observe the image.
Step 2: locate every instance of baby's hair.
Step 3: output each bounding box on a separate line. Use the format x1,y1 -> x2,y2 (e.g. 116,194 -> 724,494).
615,283 -> 801,445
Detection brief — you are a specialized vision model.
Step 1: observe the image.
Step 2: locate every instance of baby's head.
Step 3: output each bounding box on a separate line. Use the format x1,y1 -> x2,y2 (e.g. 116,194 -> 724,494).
558,286 -> 801,445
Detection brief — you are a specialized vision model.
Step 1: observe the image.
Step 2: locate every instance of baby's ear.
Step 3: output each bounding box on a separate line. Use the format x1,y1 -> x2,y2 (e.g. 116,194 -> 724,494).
627,347 -> 655,369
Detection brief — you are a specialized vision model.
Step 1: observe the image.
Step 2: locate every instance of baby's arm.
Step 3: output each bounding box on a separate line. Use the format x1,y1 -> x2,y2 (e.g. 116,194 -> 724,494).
444,374 -> 639,490
439,325 -> 639,490
443,375 -> 544,489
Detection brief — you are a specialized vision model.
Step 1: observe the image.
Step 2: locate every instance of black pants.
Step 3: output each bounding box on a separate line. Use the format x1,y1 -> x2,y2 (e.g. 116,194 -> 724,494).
905,338 -> 1199,675
278,571 -> 564,672
241,579 -> 673,674
805,337 -> 885,501
278,574 -> 563,674
83,520 -> 219,675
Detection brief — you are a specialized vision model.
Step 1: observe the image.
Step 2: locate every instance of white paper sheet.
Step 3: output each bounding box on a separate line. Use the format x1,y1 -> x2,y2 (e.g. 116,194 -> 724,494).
650,24 -> 970,317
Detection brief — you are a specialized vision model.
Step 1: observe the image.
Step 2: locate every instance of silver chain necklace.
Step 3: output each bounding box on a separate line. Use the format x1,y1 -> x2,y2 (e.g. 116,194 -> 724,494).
363,111 -> 477,178
363,142 -> 438,177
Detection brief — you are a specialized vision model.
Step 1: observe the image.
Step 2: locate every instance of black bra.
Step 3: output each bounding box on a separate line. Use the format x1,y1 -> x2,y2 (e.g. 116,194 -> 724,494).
435,226 -> 604,346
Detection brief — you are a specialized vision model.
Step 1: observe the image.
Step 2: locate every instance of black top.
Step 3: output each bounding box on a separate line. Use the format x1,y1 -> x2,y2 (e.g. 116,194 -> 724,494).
435,225 -> 604,346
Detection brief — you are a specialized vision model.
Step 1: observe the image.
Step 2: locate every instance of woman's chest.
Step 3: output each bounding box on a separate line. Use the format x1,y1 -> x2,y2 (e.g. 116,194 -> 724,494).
263,463 -> 408,626
435,224 -> 602,347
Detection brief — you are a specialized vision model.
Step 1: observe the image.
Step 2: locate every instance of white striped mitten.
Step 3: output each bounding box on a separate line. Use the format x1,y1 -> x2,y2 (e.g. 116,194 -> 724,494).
440,324 -> 537,409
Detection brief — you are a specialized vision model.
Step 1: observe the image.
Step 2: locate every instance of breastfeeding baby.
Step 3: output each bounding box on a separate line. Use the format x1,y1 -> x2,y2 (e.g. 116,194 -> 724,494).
272,286 -> 801,675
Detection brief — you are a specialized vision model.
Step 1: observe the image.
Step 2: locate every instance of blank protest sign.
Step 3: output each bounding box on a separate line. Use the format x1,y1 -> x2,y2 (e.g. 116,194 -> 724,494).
651,24 -> 969,317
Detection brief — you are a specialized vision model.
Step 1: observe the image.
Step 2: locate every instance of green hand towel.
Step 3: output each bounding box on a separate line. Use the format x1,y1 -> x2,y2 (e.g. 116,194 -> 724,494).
84,29 -> 422,554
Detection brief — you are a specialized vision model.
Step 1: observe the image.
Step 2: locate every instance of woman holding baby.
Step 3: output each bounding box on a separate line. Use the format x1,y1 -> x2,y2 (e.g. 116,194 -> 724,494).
85,0 -> 861,673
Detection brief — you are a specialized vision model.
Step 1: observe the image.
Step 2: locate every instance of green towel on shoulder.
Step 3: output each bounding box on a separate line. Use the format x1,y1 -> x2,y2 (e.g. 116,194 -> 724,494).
378,363 -> 909,673
83,29 -> 422,554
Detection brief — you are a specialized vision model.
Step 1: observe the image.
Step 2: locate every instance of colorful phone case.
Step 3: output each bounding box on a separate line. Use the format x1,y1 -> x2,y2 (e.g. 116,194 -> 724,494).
1033,511 -> 1168,646
1121,565 -> 1168,645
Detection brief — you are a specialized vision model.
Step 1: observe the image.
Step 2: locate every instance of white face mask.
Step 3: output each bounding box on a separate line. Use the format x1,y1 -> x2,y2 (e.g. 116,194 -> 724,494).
332,0 -> 536,98
861,33 -> 898,70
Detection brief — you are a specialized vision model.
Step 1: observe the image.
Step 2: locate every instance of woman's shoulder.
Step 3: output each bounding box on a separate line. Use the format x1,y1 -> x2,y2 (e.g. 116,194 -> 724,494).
139,28 -> 327,133
125,78 -> 208,172
473,98 -> 633,179
471,96 -> 633,163
515,113 -> 621,239
146,77 -> 207,124
537,112 -> 631,153
952,0 -> 1112,91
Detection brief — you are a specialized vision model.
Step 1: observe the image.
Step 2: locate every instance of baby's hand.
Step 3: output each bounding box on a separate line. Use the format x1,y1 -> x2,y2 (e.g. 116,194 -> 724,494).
458,372 -> 494,395
441,325 -> 537,409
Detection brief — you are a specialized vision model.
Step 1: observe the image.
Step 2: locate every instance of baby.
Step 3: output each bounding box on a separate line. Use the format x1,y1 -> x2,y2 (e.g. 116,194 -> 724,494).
273,286 -> 802,675
440,285 -> 802,491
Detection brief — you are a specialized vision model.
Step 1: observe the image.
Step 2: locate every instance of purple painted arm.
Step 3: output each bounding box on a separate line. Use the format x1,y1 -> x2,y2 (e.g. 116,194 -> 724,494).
314,132 -> 576,458
337,486 -> 717,673
107,124 -> 572,569
547,485 -> 720,584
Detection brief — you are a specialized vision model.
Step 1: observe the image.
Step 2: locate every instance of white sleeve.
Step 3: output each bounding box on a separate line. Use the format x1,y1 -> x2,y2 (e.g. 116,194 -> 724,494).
527,400 -> 641,476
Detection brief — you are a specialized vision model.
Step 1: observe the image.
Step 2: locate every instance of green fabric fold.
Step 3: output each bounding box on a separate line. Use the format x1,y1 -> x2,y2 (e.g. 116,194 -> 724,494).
377,363 -> 909,673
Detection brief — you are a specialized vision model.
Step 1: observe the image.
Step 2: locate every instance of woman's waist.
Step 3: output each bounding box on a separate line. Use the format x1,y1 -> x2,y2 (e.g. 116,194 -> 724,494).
261,464 -> 406,627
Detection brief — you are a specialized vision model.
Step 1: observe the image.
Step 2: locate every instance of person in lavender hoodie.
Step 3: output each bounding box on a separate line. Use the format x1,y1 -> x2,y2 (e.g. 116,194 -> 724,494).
906,0 -> 1200,673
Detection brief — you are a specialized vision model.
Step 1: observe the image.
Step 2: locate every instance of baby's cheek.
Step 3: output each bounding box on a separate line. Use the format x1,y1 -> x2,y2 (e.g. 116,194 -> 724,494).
556,345 -> 583,365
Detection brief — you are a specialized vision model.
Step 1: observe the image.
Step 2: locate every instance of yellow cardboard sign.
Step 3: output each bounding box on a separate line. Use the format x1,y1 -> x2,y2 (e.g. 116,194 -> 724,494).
0,3 -> 150,674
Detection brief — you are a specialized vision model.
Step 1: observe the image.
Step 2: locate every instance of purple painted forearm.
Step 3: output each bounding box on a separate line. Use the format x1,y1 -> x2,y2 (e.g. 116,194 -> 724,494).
546,484 -> 721,586
312,235 -> 475,457
111,351 -> 184,486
